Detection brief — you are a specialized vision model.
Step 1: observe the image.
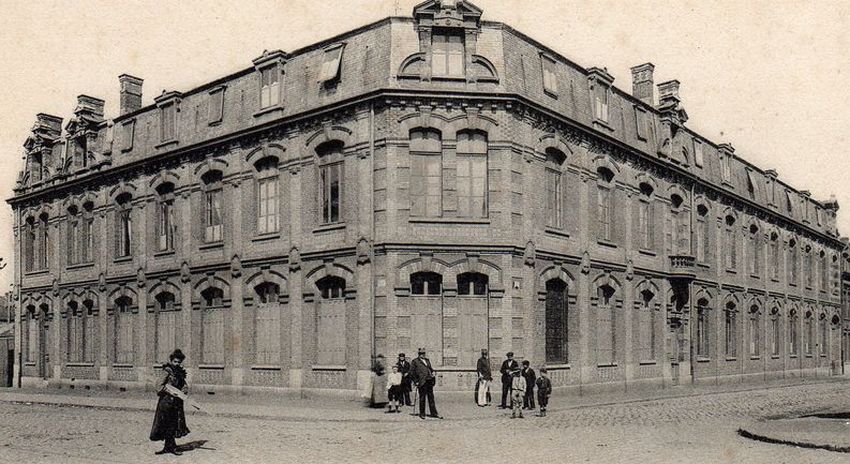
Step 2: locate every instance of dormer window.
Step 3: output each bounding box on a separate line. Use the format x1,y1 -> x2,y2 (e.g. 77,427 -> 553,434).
541,54 -> 558,95
260,66 -> 280,109
634,106 -> 648,141
208,86 -> 225,125
693,140 -> 704,167
594,87 -> 609,122
319,44 -> 345,84
159,102 -> 176,142
745,170 -> 757,200
432,30 -> 464,77
588,68 -> 614,125
120,120 -> 135,152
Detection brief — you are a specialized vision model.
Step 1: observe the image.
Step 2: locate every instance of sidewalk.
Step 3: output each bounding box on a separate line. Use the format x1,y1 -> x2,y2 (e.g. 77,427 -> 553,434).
0,375 -> 847,423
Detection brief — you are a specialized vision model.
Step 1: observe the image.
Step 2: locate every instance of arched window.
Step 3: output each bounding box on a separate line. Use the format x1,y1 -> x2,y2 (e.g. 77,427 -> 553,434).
596,284 -> 616,365
769,307 -> 781,356
409,129 -> 442,218
154,292 -> 177,363
24,217 -> 35,272
596,167 -> 615,241
67,205 -> 81,266
155,182 -> 176,252
456,131 -> 488,219
113,296 -> 135,365
819,250 -> 828,290
725,301 -> 737,357
696,298 -> 710,358
37,213 -> 50,269
749,224 -> 761,277
545,148 -> 567,229
255,157 -> 280,235
724,215 -> 737,270
115,193 -> 133,258
788,308 -> 798,356
819,313 -> 828,356
748,304 -> 761,357
317,276 -> 346,299
316,276 -> 347,365
457,272 -> 488,296
26,306 -> 37,363
788,238 -> 798,284
669,194 -> 688,254
804,310 -> 813,355
545,279 -> 568,364
637,183 -> 654,250
769,232 -> 780,280
696,204 -> 710,262
201,170 -> 223,243
66,300 -> 91,363
81,202 -> 94,263
804,245 -> 813,288
410,272 -> 442,296
254,282 -> 281,365
638,289 -> 657,361
200,287 -> 225,365
317,141 -> 344,225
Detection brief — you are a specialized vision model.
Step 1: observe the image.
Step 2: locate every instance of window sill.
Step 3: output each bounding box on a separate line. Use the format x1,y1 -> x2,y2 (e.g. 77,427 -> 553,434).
805,354 -> 813,358
749,356 -> 761,360
696,262 -> 711,269
250,365 -> 281,371
155,140 -> 179,150
431,75 -> 467,82
592,119 -> 614,132
789,282 -> 798,287
770,277 -> 780,283
771,355 -> 780,360
789,354 -> 798,359
253,105 -> 284,118
313,222 -> 346,234
543,89 -> 559,99
113,256 -> 133,264
311,365 -> 346,371
638,248 -> 656,257
252,233 -> 281,243
750,274 -> 760,279
112,363 -> 134,369
725,268 -> 737,274
638,360 -> 657,366
409,217 -> 490,225
805,286 -> 813,291
65,362 -> 94,368
66,262 -> 94,270
543,363 -> 570,370
24,362 -> 36,367
544,227 -> 570,239
597,239 -> 617,249
153,250 -> 176,258
725,357 -> 738,362
198,364 -> 225,370
596,363 -> 618,368
199,242 -> 224,251
24,269 -> 50,277
208,120 -> 222,127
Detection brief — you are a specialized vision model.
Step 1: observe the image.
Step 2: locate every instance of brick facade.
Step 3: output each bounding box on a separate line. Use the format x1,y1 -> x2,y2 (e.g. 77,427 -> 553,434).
8,1 -> 845,395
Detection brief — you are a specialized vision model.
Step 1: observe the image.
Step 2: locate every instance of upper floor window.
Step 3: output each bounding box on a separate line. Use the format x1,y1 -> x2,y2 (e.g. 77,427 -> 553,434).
457,272 -> 488,296
745,170 -> 757,200
785,191 -> 794,216
597,167 -> 615,241
255,157 -> 280,235
456,131 -> 488,219
724,215 -> 737,270
411,272 -> 442,296
208,87 -> 225,125
317,276 -> 346,300
788,238 -> 798,284
260,66 -> 281,109
721,153 -> 731,183
748,224 -> 761,277
409,129 -> 443,218
693,140 -> 704,168
24,217 -> 35,272
160,103 -> 176,142
30,152 -> 44,182
545,148 -> 566,229
593,85 -> 610,122
634,106 -> 648,141
317,141 -> 344,224
319,44 -> 345,84
115,193 -> 133,258
67,205 -> 81,266
638,183 -> 654,250
696,204 -> 710,263
201,287 -> 225,308
120,120 -> 135,152
432,30 -> 464,77
541,54 -> 558,95
769,232 -> 780,280
202,171 -> 223,243
155,183 -> 176,252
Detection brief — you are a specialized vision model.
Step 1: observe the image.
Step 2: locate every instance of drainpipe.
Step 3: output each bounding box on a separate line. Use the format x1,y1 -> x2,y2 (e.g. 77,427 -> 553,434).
369,102 -> 376,362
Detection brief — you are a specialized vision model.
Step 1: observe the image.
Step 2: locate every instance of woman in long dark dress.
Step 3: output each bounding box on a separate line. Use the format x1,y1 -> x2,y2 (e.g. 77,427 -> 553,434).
369,354 -> 389,408
150,349 -> 190,455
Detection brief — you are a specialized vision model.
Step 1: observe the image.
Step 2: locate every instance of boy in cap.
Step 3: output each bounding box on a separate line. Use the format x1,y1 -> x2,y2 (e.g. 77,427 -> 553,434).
521,360 -> 536,410
510,368 -> 526,419
536,367 -> 552,417
396,353 -> 412,406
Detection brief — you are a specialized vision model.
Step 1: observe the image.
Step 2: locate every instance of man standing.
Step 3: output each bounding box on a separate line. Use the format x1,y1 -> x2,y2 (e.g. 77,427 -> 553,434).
409,348 -> 441,419
396,353 -> 413,406
499,352 -> 519,409
475,348 -> 492,406
521,360 -> 536,410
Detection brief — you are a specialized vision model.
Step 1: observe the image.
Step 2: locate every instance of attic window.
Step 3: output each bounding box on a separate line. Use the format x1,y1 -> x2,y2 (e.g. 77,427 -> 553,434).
693,140 -> 703,167
634,106 -> 648,141
120,120 -> 135,152
260,66 -> 281,109
745,170 -> 757,200
160,102 -> 176,142
319,44 -> 345,83
541,54 -> 558,95
432,30 -> 464,77
208,86 -> 225,125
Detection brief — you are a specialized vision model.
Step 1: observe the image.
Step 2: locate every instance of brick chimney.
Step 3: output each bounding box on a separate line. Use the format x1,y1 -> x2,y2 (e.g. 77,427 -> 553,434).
630,63 -> 655,105
119,74 -> 143,115
75,95 -> 105,121
657,80 -> 681,107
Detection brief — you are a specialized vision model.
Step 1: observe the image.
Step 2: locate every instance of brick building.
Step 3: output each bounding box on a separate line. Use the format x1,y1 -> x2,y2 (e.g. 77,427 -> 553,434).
8,0 -> 846,395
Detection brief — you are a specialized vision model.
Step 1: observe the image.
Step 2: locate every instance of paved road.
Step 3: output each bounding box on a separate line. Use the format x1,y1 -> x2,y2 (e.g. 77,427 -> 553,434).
1,382 -> 849,463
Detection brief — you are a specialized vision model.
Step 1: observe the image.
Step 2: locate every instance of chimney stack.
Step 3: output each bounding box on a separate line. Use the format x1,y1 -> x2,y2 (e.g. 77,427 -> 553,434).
75,95 -> 105,121
119,74 -> 143,116
657,80 -> 681,106
630,63 -> 655,105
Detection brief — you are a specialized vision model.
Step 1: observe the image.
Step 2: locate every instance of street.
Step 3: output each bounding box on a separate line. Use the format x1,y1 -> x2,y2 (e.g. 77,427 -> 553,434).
0,381 -> 849,463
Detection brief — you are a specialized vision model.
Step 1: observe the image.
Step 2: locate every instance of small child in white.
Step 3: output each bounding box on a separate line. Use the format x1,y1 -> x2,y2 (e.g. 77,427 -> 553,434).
510,369 -> 526,419
386,364 -> 403,413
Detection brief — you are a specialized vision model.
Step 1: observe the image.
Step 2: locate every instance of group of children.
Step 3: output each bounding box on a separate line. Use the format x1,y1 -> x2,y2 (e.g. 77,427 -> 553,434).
509,365 -> 552,419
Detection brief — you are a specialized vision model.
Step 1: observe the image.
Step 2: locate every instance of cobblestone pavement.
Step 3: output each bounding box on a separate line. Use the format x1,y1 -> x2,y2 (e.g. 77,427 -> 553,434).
1,381 -> 850,463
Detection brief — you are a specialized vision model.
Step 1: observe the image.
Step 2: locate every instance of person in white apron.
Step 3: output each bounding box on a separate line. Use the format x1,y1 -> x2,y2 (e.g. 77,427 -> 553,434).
475,348 -> 492,406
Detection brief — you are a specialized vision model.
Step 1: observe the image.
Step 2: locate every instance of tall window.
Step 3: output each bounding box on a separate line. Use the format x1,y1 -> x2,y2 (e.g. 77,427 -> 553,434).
593,84 -> 609,122
541,55 -> 558,94
317,141 -> 344,224
770,233 -> 780,280
156,183 -> 176,252
37,214 -> 49,270
200,287 -> 225,365
725,302 -> 737,357
409,129 -> 442,218
789,239 -> 798,284
804,311 -> 814,355
804,246 -> 813,287
788,309 -> 798,356
696,299 -> 709,358
721,153 -> 731,182
81,203 -> 93,263
456,131 -> 488,218
316,276 -> 346,365
67,206 -> 81,265
745,170 -> 756,200
154,292 -> 177,363
819,315 -> 827,356
638,183 -> 653,249
26,307 -> 37,363
31,152 -> 44,182
545,149 -> 566,228
596,284 -> 616,365
160,103 -> 176,142
113,296 -> 135,364
820,251 -> 828,290
260,66 -> 280,108
748,305 -> 761,357
724,216 -> 736,269
202,171 -> 223,243
255,157 -> 280,234
208,87 -> 225,124
254,283 -> 281,365
597,167 -> 614,241
319,44 -> 345,83
696,205 -> 710,262
669,194 -> 688,254
545,279 -> 568,364
693,140 -> 704,167
66,300 -> 93,363
770,308 -> 780,356
638,289 -> 656,361
749,224 -> 760,276
432,30 -> 464,77
115,194 -> 132,258
24,218 -> 35,272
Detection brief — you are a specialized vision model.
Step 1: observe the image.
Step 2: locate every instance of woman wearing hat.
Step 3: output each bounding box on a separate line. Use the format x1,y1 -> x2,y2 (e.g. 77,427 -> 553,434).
150,349 -> 191,455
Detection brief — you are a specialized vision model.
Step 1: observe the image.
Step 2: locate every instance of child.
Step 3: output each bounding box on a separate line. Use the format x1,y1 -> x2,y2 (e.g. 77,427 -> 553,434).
386,364 -> 403,413
536,367 -> 552,417
510,369 -> 526,419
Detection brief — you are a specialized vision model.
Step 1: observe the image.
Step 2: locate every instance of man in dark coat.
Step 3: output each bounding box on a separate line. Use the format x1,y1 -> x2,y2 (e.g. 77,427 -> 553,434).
409,347 -> 441,419
475,348 -> 492,406
150,349 -> 190,456
499,352 -> 519,409
396,353 -> 413,406
521,360 -> 536,410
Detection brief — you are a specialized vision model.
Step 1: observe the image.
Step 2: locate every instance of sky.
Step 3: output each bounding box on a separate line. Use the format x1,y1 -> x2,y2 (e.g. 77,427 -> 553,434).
0,0 -> 848,292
